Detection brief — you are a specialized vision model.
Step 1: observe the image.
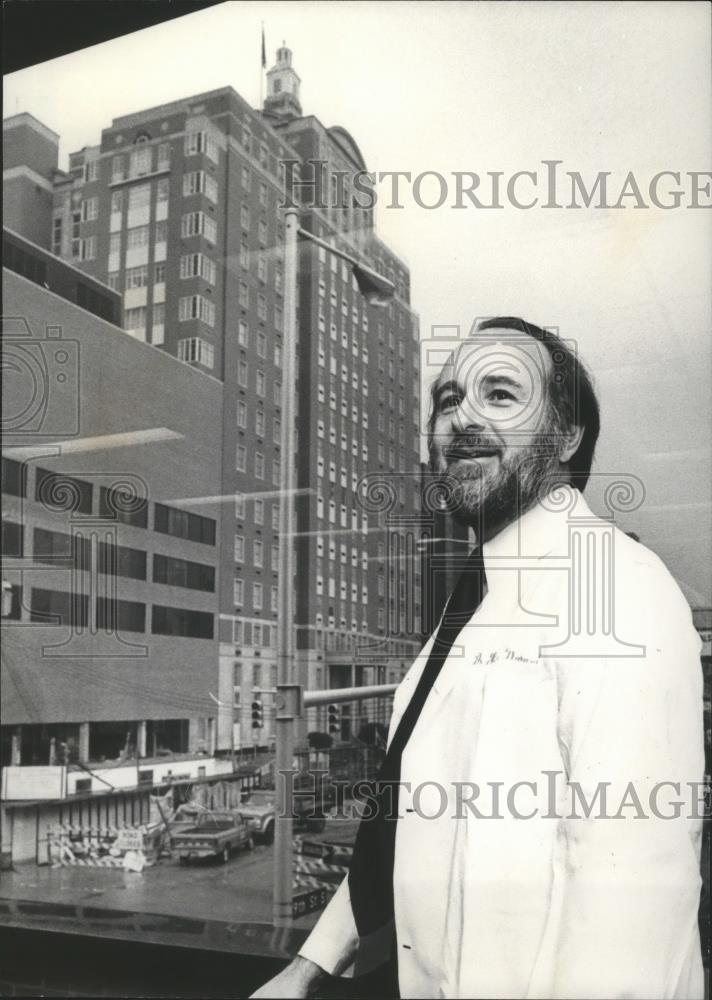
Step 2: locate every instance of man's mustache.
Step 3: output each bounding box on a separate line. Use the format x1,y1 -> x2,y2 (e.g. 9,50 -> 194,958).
444,436 -> 502,460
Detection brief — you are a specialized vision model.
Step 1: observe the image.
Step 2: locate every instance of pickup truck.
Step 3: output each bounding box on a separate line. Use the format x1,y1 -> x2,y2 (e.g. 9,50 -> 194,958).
172,811 -> 254,864
237,789 -> 276,844
250,774 -> 338,834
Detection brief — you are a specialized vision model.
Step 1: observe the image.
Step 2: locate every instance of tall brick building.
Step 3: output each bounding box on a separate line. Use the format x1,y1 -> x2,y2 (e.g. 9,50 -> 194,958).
3,46 -> 423,747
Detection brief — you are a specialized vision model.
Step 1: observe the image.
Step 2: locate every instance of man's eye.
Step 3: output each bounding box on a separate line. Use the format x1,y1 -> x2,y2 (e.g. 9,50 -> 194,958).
439,395 -> 462,411
488,389 -> 515,403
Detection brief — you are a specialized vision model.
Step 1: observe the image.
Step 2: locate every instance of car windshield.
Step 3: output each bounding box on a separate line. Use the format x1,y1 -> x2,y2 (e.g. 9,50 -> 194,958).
244,792 -> 274,806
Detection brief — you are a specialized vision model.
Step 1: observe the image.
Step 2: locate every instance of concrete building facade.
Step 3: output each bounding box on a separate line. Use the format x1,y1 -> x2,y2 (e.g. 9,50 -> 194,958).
2,249 -> 227,769
3,45 -> 424,750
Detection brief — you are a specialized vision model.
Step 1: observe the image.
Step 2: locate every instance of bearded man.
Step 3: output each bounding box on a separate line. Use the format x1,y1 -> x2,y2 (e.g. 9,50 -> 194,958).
254,318 -> 705,999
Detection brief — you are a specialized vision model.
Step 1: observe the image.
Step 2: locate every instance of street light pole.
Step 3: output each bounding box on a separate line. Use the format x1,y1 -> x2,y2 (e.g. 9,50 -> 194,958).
272,208 -> 396,927
273,206 -> 300,927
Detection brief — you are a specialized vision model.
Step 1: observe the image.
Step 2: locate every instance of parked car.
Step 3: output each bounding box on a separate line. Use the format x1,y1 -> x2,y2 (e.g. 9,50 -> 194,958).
172,811 -> 254,864
237,789 -> 276,844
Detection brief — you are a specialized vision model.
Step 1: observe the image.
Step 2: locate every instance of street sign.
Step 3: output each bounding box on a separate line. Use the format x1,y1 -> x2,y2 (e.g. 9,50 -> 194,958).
115,828 -> 144,852
291,886 -> 328,918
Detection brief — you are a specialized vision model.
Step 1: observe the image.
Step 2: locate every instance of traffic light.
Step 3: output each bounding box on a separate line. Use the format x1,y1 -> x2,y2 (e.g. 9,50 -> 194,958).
251,699 -> 264,729
327,703 -> 340,735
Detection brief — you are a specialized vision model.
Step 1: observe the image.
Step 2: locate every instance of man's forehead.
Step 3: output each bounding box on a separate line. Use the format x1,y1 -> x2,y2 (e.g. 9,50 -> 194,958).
437,332 -> 552,385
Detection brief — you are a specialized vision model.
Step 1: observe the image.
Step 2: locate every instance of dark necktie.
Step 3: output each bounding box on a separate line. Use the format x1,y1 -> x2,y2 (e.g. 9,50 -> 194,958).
348,546 -> 487,938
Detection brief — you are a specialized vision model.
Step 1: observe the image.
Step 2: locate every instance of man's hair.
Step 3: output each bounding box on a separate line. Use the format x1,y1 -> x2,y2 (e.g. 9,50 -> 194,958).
427,316 -> 601,491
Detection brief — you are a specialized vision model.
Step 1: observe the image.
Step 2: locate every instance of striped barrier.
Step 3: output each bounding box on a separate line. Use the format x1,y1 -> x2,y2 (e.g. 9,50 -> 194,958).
294,858 -> 350,877
328,844 -> 354,860
292,875 -> 331,891
47,823 -> 162,868
52,855 -> 126,869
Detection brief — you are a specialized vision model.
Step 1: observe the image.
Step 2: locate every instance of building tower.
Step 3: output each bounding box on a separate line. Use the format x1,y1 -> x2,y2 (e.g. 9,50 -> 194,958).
263,43 -> 302,121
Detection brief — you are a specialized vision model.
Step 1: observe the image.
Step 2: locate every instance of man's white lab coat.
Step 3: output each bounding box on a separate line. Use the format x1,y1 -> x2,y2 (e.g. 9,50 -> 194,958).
299,491 -> 705,999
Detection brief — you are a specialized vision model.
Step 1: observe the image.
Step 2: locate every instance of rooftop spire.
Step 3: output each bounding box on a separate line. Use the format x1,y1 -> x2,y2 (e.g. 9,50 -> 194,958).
263,42 -> 302,120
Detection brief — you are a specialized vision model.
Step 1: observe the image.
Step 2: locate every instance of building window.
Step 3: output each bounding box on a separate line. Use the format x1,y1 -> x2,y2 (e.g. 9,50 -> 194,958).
125,306 -> 147,333
129,146 -> 152,178
98,484 -> 148,528
236,444 -> 247,471
151,604 -> 213,639
97,541 -> 147,580
181,211 -> 217,243
256,370 -> 266,397
255,452 -> 265,479
33,526 -> 90,570
74,236 -> 96,261
257,253 -> 268,283
184,130 -> 218,163
178,294 -> 215,327
125,265 -> 148,289
96,597 -> 146,633
253,539 -> 263,568
111,155 -> 125,182
128,183 -> 151,212
30,588 -> 89,628
238,360 -> 248,386
255,409 -> 265,437
153,553 -> 215,592
235,492 -> 245,518
237,400 -> 247,428
234,578 -> 244,606
254,499 -> 264,525
82,196 -> 98,221
154,503 -> 216,545
157,143 -> 171,170
239,282 -> 249,308
238,319 -> 248,346
127,225 -> 149,249
52,215 -> 63,255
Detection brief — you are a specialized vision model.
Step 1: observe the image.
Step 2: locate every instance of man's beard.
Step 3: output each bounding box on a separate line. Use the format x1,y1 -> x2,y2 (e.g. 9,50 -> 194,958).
438,419 -> 563,536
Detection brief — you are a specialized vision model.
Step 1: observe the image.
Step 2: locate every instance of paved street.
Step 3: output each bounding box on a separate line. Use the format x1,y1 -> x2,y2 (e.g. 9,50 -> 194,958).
1,812 -> 362,931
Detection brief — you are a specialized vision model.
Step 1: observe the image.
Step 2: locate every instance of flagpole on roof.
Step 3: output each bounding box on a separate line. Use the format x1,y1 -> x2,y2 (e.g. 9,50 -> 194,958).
260,22 -> 266,107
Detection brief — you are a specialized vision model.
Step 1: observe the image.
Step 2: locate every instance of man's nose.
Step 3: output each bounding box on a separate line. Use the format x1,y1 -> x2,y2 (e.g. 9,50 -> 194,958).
451,390 -> 486,433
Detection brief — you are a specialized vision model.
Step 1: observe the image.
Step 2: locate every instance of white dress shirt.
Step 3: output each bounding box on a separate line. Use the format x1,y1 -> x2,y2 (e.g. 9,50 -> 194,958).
299,490 -> 705,999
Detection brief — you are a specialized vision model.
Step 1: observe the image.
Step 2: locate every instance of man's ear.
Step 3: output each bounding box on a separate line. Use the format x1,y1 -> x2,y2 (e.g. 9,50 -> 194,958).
559,424 -> 584,464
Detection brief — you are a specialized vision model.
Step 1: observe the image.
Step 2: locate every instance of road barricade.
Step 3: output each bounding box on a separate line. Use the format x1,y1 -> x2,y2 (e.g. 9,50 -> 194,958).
291,837 -> 353,893
47,822 -> 165,869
